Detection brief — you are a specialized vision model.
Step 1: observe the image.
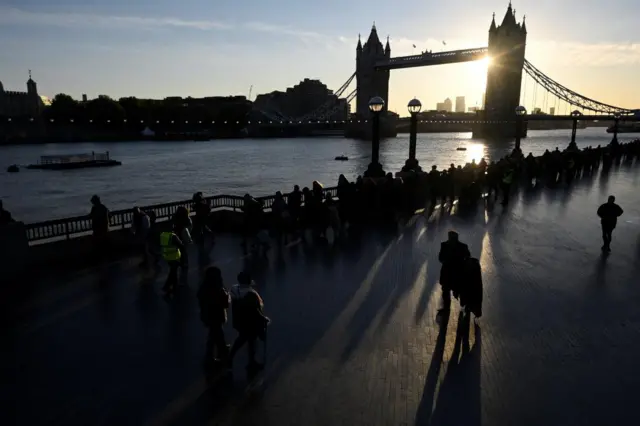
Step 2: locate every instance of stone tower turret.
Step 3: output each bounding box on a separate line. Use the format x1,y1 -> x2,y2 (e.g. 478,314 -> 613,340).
27,70 -> 38,96
356,23 -> 391,116
484,2 -> 527,118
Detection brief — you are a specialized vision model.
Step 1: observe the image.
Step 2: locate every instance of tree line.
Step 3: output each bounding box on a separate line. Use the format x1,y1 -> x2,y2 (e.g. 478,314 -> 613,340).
41,94 -> 253,128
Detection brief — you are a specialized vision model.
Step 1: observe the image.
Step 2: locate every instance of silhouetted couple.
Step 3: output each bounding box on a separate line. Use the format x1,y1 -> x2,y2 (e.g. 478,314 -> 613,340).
438,231 -> 483,318
198,268 -> 270,372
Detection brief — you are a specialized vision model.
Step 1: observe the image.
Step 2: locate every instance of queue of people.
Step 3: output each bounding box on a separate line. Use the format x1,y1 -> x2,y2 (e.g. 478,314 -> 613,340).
237,139 -> 639,252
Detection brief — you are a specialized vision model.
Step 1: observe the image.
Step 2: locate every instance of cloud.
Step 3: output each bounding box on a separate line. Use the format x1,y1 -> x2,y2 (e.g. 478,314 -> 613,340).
0,7 -> 345,45
529,41 -> 640,67
0,7 -> 232,31
243,22 -> 326,41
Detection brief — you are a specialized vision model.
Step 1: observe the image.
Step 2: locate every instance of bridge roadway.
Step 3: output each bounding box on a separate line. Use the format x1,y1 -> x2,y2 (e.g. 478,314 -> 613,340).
2,165 -> 640,426
375,48 -> 488,70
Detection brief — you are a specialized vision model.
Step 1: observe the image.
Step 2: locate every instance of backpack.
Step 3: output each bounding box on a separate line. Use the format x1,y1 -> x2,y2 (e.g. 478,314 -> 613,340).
231,287 -> 265,332
231,288 -> 252,331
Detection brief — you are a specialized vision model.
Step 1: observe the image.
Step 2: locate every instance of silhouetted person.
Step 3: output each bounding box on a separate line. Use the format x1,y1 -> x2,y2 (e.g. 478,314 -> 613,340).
192,192 -> 213,249
597,195 -> 624,252
198,266 -> 230,365
461,257 -> 483,318
90,195 -> 110,261
501,167 -> 514,205
288,185 -> 302,231
438,231 -> 470,312
160,224 -> 185,297
228,272 -> 270,371
131,207 -> 151,267
172,206 -> 192,273
242,194 -> 263,249
0,200 -> 15,226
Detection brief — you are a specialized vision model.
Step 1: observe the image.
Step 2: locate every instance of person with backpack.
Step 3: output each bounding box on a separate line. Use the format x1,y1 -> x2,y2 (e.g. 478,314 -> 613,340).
198,266 -> 231,365
228,272 -> 270,371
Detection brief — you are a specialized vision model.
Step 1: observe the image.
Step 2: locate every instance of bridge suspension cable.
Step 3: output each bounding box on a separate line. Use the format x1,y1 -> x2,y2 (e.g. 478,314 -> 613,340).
523,60 -> 633,115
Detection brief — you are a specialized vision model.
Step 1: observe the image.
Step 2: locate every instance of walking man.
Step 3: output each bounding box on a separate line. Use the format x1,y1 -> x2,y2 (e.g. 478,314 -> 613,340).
438,231 -> 470,313
597,195 -> 624,252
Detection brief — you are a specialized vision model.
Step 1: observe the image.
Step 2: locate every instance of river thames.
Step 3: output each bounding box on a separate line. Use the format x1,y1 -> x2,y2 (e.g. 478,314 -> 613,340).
0,127 -> 634,223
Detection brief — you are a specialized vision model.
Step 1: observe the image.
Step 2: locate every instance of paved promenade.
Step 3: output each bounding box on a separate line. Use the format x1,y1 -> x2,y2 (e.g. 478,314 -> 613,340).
2,163 -> 640,426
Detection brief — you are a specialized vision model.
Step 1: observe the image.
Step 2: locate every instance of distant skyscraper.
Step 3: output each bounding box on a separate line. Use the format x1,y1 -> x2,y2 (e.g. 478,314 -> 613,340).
549,107 -> 555,115
468,106 -> 479,113
443,98 -> 453,112
481,92 -> 486,108
455,96 -> 466,113
436,102 -> 446,111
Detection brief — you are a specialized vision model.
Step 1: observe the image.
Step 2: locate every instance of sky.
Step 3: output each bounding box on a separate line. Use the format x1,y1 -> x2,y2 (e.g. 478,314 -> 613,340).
1,0 -> 639,115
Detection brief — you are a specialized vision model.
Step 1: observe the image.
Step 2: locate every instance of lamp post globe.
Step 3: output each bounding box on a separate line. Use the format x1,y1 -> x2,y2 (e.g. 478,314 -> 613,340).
408,98 -> 422,115
365,96 -> 386,178
612,112 -> 622,144
369,96 -> 385,113
513,106 -> 527,153
403,98 -> 423,173
569,110 -> 582,149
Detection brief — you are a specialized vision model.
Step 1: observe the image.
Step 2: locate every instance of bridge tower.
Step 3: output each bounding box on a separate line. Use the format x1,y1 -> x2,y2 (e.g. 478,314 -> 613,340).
484,3 -> 527,119
356,24 -> 390,116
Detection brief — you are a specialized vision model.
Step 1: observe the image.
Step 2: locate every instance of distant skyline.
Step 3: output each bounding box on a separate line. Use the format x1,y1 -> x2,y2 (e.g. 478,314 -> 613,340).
1,1 -> 639,114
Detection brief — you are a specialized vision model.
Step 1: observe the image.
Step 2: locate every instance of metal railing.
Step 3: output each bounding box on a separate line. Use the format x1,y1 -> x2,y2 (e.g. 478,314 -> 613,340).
24,186 -> 339,243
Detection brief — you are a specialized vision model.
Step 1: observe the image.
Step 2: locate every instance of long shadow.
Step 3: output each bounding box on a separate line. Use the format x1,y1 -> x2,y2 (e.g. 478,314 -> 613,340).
339,221 -> 421,362
239,227 -> 393,380
414,310 -> 451,425
429,314 -> 482,426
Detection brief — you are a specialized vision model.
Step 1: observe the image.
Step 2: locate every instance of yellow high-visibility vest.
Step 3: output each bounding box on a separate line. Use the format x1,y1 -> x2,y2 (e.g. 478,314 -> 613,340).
503,171 -> 513,185
160,232 -> 181,261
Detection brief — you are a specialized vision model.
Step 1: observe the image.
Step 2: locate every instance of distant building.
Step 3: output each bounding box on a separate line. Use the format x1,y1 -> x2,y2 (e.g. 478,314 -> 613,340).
549,107 -> 555,115
468,106 -> 479,113
436,102 -> 446,112
82,94 -> 88,103
481,92 -> 486,109
455,96 -> 466,113
0,72 -> 45,117
443,98 -> 453,112
533,107 -> 542,114
254,78 -> 348,121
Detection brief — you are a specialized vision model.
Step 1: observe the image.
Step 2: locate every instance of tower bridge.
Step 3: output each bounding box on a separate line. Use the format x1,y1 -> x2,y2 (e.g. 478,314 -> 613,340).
253,2 -> 635,138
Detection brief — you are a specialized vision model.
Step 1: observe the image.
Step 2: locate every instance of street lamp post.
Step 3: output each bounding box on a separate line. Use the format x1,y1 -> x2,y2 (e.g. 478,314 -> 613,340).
402,98 -> 422,172
569,110 -> 582,150
514,105 -> 527,152
365,96 -> 386,178
612,113 -> 621,144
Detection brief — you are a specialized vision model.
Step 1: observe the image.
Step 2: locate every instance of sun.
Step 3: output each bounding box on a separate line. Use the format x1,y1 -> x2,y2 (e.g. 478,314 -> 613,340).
472,57 -> 491,75
465,57 -> 491,104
